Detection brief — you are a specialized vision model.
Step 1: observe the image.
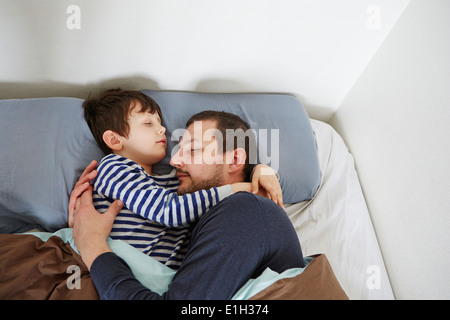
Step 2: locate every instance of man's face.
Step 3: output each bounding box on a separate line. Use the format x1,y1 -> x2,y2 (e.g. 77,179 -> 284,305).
170,120 -> 228,195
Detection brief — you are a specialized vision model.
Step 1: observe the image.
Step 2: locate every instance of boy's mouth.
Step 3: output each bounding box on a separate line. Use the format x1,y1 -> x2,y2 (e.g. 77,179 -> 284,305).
156,139 -> 166,144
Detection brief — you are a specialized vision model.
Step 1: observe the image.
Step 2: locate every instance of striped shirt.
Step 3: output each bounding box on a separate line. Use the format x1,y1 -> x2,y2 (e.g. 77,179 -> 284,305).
93,154 -> 233,269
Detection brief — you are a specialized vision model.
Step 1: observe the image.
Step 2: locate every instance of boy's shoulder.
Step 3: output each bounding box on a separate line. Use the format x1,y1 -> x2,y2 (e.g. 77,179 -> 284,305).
96,154 -> 177,183
97,154 -> 143,174
99,153 -> 128,164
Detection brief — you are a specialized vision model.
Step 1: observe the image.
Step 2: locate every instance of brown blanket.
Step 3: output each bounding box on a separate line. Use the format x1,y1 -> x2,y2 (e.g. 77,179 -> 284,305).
250,254 -> 348,300
0,233 -> 347,300
0,234 -> 98,299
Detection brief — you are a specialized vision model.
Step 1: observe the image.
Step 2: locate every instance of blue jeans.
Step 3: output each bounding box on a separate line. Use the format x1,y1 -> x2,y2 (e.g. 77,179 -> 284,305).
91,192 -> 305,299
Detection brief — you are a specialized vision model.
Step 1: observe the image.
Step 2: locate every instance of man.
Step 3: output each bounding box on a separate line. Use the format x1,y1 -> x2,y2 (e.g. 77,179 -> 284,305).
72,111 -> 304,299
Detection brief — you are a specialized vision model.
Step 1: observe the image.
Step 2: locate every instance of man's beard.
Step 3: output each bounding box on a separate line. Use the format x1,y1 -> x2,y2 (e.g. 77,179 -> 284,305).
176,165 -> 225,195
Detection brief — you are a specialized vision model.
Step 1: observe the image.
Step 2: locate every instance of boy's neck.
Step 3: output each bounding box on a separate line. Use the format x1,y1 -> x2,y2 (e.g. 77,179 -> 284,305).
113,152 -> 153,176
139,164 -> 153,176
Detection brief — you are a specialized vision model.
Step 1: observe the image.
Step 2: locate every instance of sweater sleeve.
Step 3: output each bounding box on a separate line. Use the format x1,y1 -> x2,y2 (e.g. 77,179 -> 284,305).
90,252 -> 163,300
90,193 -> 304,300
94,155 -> 233,227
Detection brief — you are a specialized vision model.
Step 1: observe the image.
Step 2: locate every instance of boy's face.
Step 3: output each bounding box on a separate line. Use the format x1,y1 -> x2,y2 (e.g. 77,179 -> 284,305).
119,103 -> 167,170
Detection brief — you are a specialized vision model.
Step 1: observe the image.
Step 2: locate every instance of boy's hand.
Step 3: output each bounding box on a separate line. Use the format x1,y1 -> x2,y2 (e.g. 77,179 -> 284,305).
68,160 -> 98,227
251,164 -> 285,211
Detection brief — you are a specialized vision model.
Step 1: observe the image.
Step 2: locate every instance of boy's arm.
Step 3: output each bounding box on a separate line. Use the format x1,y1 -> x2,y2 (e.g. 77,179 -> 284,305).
95,156 -> 234,227
250,164 -> 284,211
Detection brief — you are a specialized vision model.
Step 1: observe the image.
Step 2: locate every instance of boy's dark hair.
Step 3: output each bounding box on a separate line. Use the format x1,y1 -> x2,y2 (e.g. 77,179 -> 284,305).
83,89 -> 162,154
186,110 -> 256,182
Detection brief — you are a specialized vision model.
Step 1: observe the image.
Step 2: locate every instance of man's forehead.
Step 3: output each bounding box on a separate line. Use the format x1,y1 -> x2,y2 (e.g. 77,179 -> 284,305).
188,119 -> 218,131
179,120 -> 219,145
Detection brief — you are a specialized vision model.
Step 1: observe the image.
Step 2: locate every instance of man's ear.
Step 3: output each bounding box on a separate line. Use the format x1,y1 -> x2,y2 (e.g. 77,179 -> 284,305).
103,130 -> 123,152
227,148 -> 247,174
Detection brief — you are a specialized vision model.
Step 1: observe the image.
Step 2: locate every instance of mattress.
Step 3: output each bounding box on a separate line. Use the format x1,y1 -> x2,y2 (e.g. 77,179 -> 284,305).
286,119 -> 394,300
0,94 -> 393,299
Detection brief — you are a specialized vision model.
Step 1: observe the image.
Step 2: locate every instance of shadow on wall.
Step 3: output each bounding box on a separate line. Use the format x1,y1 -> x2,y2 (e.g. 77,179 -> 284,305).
0,76 -> 330,121
196,78 -> 331,121
0,76 -> 161,100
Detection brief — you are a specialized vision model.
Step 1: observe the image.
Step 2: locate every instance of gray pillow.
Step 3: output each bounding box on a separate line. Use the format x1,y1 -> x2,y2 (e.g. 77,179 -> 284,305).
0,92 -> 320,234
0,98 -> 104,233
144,90 -> 320,205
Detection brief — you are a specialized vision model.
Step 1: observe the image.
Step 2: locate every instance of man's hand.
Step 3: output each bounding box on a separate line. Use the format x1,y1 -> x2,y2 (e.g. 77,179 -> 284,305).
72,186 -> 124,270
68,160 -> 98,227
251,164 -> 285,211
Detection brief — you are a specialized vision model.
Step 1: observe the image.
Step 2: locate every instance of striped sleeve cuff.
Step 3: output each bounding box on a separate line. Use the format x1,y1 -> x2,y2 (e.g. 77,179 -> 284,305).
214,184 -> 234,202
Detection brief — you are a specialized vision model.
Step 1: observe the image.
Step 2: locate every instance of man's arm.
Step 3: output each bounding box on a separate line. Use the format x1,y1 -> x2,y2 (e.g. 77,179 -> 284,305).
90,252 -> 162,299
72,186 -> 123,270
86,195 -> 268,300
86,193 -> 304,300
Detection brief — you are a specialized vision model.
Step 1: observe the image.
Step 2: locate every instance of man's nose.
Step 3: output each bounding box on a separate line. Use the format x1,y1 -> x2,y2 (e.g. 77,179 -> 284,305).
170,147 -> 184,167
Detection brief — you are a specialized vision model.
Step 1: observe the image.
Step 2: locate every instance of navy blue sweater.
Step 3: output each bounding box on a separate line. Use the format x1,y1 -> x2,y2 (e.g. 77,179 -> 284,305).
90,192 -> 304,299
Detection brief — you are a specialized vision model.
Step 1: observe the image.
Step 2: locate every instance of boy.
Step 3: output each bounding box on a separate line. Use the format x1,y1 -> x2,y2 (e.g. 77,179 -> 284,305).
76,89 -> 279,269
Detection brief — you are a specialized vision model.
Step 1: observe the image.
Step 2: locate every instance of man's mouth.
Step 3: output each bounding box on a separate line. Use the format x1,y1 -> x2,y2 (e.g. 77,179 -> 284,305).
176,170 -> 190,179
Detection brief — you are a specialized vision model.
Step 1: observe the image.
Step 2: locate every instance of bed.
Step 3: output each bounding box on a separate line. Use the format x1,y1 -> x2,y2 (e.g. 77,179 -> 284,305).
0,91 -> 393,300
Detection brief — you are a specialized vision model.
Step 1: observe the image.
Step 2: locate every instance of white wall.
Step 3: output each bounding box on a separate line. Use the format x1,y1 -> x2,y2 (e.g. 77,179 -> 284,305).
330,0 -> 450,299
0,0 -> 409,121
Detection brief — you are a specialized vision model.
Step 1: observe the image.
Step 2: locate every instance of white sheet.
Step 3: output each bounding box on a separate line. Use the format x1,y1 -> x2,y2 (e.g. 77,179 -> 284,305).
286,120 -> 394,300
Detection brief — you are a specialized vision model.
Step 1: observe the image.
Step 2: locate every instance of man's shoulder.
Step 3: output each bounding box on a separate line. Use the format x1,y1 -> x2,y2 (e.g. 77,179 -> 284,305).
218,192 -> 282,214
224,191 -> 270,203
195,191 -> 287,238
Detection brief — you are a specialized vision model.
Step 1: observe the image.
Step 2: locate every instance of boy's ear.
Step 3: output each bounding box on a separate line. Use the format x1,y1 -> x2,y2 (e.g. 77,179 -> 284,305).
103,130 -> 123,151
